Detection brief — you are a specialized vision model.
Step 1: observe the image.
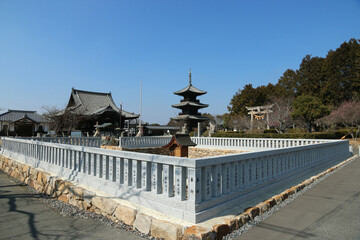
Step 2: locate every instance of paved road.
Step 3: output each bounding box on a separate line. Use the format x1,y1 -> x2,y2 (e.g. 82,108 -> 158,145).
237,156 -> 360,240
0,172 -> 144,240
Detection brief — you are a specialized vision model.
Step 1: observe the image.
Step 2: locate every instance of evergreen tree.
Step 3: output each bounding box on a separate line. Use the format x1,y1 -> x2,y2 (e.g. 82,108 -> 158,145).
296,55 -> 326,97
291,95 -> 329,133
276,69 -> 298,97
322,38 -> 360,105
228,83 -> 282,116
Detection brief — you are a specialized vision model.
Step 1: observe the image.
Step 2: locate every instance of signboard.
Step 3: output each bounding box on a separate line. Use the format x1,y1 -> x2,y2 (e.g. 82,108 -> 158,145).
70,130 -> 82,137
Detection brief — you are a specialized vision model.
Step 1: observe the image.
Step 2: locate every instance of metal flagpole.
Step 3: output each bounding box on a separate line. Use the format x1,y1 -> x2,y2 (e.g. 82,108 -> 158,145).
139,81 -> 142,137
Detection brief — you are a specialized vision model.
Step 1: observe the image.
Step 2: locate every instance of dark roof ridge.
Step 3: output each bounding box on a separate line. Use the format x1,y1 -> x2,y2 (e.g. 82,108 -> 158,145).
174,84 -> 207,95
7,109 -> 37,113
72,88 -> 112,96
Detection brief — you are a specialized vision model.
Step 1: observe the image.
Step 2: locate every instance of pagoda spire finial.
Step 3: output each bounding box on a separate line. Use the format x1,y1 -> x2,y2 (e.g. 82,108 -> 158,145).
189,68 -> 192,85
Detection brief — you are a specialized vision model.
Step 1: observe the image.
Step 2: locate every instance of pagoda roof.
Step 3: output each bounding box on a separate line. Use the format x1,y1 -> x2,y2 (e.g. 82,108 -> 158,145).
172,101 -> 209,109
174,84 -> 207,96
171,114 -> 209,121
62,88 -> 139,119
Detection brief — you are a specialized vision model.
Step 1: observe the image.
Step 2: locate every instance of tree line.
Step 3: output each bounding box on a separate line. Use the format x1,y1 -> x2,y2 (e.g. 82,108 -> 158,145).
223,38 -> 360,139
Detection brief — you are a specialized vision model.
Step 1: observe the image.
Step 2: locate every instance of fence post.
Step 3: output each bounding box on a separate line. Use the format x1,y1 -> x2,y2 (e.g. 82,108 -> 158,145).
174,166 -> 186,200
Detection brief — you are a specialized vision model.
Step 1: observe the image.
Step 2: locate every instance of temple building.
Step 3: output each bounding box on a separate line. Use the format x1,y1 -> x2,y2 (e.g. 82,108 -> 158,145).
0,110 -> 51,136
171,70 -> 209,132
56,88 -> 139,136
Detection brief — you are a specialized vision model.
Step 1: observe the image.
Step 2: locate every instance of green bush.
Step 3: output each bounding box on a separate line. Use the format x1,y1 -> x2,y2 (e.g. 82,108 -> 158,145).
263,129 -> 278,134
288,128 -> 307,134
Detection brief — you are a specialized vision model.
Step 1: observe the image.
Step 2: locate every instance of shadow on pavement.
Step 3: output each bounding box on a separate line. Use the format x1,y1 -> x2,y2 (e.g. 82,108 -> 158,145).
256,223 -> 317,238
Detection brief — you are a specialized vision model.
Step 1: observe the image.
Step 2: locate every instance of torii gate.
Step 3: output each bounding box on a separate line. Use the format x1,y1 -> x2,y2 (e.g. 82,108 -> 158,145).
245,104 -> 274,130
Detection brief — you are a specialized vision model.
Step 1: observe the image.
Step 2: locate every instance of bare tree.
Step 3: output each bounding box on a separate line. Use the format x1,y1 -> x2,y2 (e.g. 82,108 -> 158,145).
42,105 -> 84,136
316,113 -> 336,132
267,97 -> 293,133
42,106 -> 62,135
328,101 -> 360,140
230,114 -> 251,132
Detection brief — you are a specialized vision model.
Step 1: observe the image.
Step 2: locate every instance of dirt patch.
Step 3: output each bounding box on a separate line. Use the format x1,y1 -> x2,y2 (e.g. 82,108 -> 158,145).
102,145 -> 246,158
188,148 -> 246,158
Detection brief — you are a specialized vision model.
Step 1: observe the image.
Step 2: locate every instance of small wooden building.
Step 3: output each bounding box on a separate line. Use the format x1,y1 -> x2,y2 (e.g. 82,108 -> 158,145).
162,134 -> 196,157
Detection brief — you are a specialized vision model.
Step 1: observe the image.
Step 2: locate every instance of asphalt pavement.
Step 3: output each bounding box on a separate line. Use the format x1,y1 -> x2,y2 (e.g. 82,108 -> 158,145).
0,172 -> 144,240
236,156 -> 360,240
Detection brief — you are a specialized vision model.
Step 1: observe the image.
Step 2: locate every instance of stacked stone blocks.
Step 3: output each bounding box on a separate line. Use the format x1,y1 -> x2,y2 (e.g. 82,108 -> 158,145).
0,155 -> 185,240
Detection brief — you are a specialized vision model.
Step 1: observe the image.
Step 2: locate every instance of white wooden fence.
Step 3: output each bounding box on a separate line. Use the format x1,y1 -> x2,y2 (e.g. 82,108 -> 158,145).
192,137 -> 330,150
0,137 -> 351,223
119,136 -> 330,150
119,136 -> 172,148
17,137 -> 101,148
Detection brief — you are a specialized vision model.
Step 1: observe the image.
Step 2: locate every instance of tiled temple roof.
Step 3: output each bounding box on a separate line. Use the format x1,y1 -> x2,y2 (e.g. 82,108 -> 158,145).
0,110 -> 51,123
66,88 -> 139,119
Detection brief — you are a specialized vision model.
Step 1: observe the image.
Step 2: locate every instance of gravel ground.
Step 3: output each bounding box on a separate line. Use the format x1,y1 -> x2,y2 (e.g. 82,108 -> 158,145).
223,157 -> 356,240
2,172 -> 159,240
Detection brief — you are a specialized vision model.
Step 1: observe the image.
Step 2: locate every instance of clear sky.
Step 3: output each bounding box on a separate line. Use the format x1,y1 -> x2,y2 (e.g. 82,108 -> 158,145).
1,1 -> 359,124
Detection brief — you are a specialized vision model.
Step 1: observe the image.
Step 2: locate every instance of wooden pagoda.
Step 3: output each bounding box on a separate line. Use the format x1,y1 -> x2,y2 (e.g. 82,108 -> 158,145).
171,69 -> 209,133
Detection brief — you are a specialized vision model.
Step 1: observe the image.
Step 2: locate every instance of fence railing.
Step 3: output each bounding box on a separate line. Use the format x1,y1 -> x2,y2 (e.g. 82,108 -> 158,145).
191,137 -> 331,150
119,136 -> 332,150
119,136 -> 172,148
15,136 -> 334,150
17,137 -> 101,148
0,137 -> 351,223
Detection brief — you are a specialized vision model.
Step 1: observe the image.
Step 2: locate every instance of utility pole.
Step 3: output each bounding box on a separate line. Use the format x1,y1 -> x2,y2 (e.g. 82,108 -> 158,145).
119,102 -> 123,137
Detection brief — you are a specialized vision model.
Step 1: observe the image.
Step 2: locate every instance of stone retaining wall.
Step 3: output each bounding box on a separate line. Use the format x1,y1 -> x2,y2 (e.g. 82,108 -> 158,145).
0,154 -> 356,240
0,155 -> 187,240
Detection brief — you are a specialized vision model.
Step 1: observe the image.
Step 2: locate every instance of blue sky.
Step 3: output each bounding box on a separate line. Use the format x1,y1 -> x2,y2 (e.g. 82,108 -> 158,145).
0,1 -> 359,124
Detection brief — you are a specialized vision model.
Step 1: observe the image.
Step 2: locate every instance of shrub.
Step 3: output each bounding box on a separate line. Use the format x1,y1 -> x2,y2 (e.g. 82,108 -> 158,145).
263,129 -> 278,134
